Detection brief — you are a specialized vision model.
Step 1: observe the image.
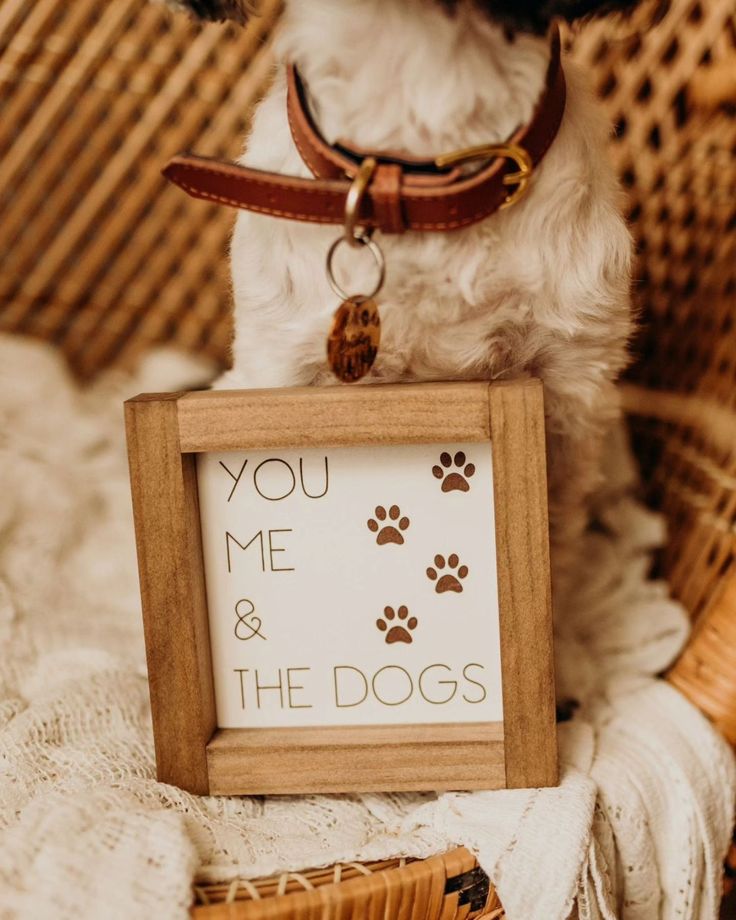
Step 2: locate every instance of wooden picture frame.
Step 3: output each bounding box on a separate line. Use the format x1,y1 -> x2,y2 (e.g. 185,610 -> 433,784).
125,380 -> 557,796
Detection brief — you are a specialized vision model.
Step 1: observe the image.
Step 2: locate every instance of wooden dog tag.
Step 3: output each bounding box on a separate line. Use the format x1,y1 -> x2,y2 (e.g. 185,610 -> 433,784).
327,297 -> 381,383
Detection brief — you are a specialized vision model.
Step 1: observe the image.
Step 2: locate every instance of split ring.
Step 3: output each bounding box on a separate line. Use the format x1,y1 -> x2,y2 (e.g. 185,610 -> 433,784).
326,233 -> 386,303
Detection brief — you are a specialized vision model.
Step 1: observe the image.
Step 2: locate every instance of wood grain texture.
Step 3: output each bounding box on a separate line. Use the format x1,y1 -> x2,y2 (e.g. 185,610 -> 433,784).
489,380 -> 557,789
125,393 -> 216,794
127,381 -> 556,797
327,297 -> 381,383
177,382 -> 492,452
206,723 -> 505,795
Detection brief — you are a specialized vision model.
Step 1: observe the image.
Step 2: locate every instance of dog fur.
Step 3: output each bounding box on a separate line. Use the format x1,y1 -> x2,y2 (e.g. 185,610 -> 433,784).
173,0 -> 636,610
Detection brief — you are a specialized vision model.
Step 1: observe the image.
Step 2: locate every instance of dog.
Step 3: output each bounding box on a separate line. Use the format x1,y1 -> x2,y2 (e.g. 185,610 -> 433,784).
167,0 -> 637,612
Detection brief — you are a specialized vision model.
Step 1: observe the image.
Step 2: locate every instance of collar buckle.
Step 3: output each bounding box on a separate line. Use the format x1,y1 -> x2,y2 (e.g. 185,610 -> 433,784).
434,142 -> 533,209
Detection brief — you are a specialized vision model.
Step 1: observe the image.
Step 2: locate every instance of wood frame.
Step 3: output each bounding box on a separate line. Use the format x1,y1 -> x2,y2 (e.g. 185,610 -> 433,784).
125,380 -> 557,795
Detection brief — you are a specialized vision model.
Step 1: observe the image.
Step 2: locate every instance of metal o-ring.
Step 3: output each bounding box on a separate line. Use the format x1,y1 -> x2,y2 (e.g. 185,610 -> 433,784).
326,233 -> 386,303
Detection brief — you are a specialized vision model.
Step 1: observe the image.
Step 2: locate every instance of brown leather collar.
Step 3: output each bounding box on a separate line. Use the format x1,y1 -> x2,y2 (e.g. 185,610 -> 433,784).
163,28 -> 566,234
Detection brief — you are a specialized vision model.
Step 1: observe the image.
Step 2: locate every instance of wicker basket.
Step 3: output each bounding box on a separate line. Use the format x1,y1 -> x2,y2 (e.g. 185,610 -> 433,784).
193,850 -> 503,918
1,0 -> 734,916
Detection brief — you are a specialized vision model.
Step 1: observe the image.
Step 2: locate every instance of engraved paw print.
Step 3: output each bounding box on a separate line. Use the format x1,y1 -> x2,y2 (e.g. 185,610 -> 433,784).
376,605 -> 418,644
432,451 -> 475,493
426,554 -> 469,593
367,505 -> 410,545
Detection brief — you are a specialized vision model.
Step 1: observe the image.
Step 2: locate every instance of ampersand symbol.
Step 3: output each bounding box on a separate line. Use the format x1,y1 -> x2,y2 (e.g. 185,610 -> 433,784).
234,598 -> 266,641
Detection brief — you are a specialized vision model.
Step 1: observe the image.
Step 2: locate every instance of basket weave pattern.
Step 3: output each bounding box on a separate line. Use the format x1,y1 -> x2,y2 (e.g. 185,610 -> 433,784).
193,851 -> 502,918
0,0 -> 280,376
568,0 -> 736,621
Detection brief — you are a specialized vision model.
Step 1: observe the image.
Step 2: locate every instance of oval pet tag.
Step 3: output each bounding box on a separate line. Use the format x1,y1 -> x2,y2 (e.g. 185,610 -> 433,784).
327,297 -> 381,383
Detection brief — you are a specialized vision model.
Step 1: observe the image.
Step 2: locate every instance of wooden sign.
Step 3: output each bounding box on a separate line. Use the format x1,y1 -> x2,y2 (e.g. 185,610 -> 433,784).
125,381 -> 557,796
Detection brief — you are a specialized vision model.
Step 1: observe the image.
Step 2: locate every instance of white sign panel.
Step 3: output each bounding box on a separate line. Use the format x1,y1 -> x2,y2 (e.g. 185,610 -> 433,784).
196,442 -> 502,729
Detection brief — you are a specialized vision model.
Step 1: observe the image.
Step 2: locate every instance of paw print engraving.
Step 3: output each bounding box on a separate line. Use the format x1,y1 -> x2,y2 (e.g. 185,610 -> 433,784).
432,451 -> 475,493
426,554 -> 469,594
376,605 -> 418,644
367,505 -> 410,545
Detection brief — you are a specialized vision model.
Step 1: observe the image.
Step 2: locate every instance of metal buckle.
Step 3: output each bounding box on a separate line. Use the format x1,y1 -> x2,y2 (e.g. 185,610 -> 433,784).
434,142 -> 533,209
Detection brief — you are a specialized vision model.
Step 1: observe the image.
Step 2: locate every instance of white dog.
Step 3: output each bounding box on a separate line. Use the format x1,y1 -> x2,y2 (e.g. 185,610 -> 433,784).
167,0 -> 636,610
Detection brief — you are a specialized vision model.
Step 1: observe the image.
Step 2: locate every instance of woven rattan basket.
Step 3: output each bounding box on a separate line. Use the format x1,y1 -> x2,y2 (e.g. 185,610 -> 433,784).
1,0 -> 735,915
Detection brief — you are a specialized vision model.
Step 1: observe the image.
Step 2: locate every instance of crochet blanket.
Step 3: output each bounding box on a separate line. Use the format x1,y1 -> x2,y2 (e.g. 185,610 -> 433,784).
0,334 -> 733,920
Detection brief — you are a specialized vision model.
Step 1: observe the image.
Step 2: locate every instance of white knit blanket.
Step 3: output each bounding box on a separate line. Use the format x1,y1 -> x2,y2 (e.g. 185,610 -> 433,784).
0,334 -> 733,920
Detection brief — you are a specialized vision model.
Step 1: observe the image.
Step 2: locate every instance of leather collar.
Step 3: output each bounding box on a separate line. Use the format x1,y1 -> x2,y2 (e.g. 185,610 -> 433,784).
163,28 -> 566,234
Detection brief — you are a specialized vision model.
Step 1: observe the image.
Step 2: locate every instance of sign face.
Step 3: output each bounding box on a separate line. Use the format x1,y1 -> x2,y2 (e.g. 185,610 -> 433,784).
197,442 -> 502,729
125,381 -> 558,796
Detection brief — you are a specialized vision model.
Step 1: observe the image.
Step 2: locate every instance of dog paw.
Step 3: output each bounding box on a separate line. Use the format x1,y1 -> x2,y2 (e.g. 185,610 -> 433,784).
367,505 -> 410,545
432,451 -> 475,493
426,554 -> 468,593
376,605 -> 418,644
